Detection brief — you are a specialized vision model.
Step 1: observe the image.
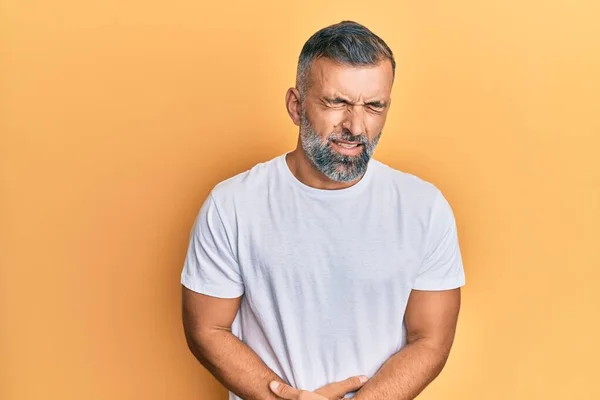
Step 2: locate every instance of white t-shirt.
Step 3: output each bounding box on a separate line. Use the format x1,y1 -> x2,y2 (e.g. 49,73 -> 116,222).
181,153 -> 465,399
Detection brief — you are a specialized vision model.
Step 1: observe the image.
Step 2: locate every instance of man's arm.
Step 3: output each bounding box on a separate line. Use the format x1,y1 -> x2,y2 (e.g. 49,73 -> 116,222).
182,286 -> 368,400
352,288 -> 461,400
182,286 -> 284,400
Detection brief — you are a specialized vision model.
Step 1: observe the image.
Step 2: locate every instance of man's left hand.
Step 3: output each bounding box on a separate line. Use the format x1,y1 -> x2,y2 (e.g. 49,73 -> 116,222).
269,375 -> 367,400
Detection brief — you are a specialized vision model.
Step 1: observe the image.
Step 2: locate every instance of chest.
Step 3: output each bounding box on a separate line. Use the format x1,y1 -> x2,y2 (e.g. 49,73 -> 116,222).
237,198 -> 423,294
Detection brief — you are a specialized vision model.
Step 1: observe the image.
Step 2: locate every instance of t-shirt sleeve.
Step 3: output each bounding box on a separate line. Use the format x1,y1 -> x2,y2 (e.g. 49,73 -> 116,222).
180,192 -> 244,298
413,190 -> 466,291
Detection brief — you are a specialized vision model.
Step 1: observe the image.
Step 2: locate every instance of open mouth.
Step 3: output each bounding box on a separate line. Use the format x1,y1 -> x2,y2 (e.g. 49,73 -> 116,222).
331,140 -> 364,149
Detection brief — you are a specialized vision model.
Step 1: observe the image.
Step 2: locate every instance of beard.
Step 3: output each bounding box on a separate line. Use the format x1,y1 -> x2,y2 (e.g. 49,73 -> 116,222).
299,111 -> 382,183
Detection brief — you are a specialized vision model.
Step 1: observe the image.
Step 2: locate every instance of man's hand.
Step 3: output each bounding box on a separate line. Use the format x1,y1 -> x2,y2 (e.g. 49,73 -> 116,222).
269,375 -> 368,400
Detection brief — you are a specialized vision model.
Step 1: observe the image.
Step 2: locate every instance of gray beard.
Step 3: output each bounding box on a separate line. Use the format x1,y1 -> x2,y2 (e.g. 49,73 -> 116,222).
299,111 -> 381,183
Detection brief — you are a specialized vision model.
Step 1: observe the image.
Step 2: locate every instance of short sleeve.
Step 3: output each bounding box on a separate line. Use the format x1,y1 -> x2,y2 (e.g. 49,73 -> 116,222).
413,190 -> 466,291
180,192 -> 244,298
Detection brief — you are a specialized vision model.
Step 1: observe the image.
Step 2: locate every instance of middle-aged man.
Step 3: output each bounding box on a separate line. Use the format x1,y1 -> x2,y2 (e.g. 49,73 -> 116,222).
181,20 -> 466,400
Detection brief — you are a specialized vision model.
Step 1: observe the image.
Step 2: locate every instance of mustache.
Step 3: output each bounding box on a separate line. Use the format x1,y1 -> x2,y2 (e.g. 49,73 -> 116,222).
327,131 -> 369,145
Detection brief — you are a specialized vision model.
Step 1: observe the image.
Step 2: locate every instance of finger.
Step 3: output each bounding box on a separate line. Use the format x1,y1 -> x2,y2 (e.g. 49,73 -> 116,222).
270,381 -> 301,399
315,375 -> 368,399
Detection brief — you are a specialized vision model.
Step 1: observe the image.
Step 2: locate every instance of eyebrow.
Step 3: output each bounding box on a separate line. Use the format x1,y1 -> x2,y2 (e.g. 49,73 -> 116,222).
324,96 -> 388,108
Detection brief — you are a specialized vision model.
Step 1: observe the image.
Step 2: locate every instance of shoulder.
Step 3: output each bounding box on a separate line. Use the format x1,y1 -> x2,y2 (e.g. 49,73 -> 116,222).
370,159 -> 459,250
369,158 -> 457,231
208,154 -> 281,208
370,158 -> 442,205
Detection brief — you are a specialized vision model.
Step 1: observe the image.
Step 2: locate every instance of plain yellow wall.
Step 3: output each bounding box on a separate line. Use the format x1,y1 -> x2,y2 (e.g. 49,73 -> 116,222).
2,1 -> 599,399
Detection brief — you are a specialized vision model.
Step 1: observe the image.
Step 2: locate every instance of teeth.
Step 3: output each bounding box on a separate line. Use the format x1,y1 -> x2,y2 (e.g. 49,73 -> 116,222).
336,142 -> 358,148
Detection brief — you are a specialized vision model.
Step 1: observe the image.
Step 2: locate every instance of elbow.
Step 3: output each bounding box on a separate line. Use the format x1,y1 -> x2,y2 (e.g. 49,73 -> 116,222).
183,329 -> 222,370
407,330 -> 454,358
183,327 -> 205,359
410,337 -> 452,374
183,324 -> 229,362
182,320 -> 214,360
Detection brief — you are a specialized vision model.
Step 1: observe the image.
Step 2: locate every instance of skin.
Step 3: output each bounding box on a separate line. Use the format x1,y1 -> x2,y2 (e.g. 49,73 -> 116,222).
268,57 -> 462,400
285,57 -> 393,189
183,56 -> 461,400
182,289 -> 368,400
269,289 -> 461,400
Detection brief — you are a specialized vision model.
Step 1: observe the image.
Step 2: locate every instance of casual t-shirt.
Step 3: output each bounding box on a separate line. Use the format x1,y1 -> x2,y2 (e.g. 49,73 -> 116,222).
181,152 -> 465,400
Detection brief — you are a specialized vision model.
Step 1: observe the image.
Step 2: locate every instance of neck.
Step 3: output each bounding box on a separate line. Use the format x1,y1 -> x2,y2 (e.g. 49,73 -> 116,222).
285,143 -> 366,191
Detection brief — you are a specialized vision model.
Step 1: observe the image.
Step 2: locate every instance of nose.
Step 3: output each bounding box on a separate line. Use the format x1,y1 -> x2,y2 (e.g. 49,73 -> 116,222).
341,107 -> 366,137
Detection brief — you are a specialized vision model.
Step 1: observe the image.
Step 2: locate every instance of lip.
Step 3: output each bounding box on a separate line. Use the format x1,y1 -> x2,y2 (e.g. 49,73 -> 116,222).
332,139 -> 363,145
331,140 -> 364,156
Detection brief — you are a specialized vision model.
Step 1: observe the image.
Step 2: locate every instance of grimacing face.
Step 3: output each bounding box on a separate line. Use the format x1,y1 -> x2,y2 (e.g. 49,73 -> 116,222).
297,57 -> 394,182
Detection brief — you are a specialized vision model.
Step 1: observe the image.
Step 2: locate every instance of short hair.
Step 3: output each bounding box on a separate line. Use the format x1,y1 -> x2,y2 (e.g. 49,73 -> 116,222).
296,20 -> 395,98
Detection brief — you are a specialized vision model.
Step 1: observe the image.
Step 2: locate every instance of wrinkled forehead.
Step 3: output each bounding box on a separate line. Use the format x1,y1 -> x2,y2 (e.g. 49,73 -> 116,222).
307,57 -> 394,101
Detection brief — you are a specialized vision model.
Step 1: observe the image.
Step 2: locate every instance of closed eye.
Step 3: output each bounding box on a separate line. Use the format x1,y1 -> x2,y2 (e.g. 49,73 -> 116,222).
365,101 -> 387,111
323,97 -> 387,111
325,97 -> 351,108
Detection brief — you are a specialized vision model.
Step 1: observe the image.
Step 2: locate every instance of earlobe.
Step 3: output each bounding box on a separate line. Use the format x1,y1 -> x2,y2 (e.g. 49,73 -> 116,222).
285,87 -> 302,126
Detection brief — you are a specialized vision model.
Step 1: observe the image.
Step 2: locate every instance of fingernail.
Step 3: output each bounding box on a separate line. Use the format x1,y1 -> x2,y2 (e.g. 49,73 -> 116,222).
359,375 -> 368,383
270,381 -> 280,390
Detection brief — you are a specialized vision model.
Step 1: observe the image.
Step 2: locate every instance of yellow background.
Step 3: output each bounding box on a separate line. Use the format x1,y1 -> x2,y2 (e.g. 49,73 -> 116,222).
2,1 -> 599,399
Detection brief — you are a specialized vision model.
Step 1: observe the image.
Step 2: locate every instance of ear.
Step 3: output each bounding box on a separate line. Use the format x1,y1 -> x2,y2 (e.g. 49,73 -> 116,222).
285,87 -> 302,126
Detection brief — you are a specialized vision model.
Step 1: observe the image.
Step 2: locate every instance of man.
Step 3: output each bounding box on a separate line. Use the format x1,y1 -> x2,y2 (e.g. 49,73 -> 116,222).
181,21 -> 465,400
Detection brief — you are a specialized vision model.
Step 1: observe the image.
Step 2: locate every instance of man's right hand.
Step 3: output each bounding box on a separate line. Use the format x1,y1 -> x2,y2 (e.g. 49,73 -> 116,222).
269,375 -> 368,400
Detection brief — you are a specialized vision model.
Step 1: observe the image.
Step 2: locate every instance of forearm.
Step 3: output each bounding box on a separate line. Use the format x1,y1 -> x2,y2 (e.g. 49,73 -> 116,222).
353,339 -> 449,400
186,329 -> 283,400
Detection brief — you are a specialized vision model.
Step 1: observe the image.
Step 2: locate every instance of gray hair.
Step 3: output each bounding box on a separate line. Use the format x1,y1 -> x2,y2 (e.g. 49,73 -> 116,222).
296,21 -> 395,99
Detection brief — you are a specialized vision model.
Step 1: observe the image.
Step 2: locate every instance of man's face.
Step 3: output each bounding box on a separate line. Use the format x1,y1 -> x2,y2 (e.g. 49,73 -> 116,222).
299,57 -> 393,182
